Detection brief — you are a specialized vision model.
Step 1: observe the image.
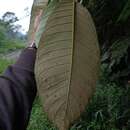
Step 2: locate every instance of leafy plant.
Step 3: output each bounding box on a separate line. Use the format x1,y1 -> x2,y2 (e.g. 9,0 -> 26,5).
101,38 -> 130,83
117,0 -> 130,22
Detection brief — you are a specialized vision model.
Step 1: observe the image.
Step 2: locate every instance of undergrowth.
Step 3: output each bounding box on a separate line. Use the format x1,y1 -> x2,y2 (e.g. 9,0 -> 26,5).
27,83 -> 130,130
0,42 -> 25,54
0,58 -> 14,73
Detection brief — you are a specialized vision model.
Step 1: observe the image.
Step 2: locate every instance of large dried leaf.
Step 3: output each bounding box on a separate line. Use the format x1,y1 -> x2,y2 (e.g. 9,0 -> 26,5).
35,0 -> 100,130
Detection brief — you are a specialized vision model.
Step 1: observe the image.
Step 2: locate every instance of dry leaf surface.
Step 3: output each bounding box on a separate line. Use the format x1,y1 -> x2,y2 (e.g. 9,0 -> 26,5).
35,1 -> 100,130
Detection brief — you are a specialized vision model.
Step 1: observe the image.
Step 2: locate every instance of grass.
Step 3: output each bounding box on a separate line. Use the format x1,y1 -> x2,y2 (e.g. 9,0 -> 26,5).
0,41 -> 25,54
0,58 -> 14,73
27,98 -> 56,130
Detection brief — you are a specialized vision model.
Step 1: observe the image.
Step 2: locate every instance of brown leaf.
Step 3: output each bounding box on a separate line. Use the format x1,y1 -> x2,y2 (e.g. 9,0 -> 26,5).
35,1 -> 100,130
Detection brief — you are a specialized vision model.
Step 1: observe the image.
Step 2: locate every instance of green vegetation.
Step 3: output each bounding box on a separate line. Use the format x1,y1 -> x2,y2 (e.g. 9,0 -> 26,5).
0,58 -> 14,73
27,98 -> 56,130
0,12 -> 26,54
0,42 -> 25,53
